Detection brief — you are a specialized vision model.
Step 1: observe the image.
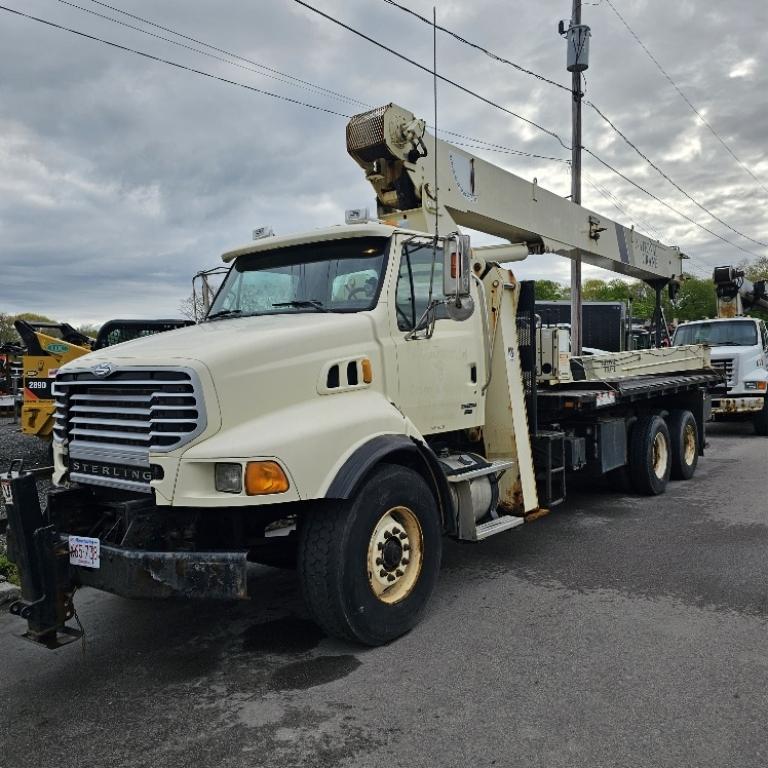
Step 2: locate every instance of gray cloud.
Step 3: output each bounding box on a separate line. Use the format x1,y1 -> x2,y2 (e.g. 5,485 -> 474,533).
0,0 -> 766,324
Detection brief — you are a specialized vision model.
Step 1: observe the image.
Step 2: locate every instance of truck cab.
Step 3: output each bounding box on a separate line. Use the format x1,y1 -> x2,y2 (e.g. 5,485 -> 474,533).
672,317 -> 768,434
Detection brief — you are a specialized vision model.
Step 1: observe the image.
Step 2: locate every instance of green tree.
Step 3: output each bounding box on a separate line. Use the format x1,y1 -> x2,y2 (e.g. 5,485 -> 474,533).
741,255 -> 768,282
534,280 -> 567,301
76,324 -> 100,339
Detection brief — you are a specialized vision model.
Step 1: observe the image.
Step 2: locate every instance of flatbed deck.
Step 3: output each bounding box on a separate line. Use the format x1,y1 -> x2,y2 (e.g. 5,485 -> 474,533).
537,369 -> 723,415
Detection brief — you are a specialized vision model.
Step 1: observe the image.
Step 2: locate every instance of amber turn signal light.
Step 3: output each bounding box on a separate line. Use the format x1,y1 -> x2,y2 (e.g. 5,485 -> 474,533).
245,461 -> 289,495
361,358 -> 373,384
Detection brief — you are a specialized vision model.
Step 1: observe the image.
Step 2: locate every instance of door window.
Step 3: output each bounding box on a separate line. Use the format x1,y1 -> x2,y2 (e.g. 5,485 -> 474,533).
395,242 -> 449,331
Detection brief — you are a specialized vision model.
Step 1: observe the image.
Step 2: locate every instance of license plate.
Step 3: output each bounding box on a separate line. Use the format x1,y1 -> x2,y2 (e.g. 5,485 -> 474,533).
69,535 -> 101,569
0,478 -> 12,504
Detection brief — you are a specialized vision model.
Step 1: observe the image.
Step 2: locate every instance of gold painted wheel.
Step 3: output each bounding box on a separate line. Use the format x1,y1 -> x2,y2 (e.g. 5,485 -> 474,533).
683,423 -> 697,466
652,432 -> 669,480
367,506 -> 424,605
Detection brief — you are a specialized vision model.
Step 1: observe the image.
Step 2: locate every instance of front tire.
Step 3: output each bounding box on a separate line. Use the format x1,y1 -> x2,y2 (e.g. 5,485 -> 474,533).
629,415 -> 671,495
668,410 -> 698,480
298,464 -> 442,645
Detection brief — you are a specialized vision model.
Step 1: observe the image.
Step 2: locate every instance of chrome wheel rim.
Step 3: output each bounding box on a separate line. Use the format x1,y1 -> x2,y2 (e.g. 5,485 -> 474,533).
367,506 -> 423,604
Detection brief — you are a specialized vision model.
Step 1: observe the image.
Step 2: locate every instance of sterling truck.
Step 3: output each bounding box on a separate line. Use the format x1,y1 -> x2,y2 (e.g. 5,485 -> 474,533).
673,266 -> 768,435
3,104 -> 720,648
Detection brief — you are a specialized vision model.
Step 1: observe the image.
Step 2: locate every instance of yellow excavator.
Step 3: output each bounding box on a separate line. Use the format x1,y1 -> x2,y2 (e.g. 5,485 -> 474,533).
13,321 -> 93,441
14,318 -> 193,441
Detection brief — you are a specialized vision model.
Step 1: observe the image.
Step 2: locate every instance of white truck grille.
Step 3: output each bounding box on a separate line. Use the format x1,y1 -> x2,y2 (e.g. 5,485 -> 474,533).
53,367 -> 205,453
711,358 -> 736,388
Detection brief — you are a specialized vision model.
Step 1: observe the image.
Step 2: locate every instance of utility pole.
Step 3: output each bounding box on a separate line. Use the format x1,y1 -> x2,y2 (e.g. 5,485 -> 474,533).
570,0 -> 583,355
560,2 -> 590,355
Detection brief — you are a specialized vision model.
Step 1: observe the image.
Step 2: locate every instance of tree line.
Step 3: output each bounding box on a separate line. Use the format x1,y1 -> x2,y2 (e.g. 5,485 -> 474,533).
535,256 -> 768,323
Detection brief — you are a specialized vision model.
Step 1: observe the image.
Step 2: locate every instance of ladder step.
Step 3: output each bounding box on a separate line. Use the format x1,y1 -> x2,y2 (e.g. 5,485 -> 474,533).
444,458 -> 515,483
474,515 -> 525,541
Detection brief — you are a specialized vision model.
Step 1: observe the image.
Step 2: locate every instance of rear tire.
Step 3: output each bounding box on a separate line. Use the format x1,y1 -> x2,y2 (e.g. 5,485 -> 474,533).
754,397 -> 768,436
628,415 -> 671,495
298,464 -> 442,645
668,410 -> 698,481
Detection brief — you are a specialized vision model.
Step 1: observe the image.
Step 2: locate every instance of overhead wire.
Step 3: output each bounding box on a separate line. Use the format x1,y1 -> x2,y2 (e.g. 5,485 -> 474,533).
0,5 -> 354,118
10,2 -> 755,264
54,0 -> 366,106
585,100 -> 768,248
77,0 -> 369,107
379,0 -> 571,94
377,0 -> 767,251
4,4 -> 570,169
291,0 -> 572,151
602,0 -> 768,197
584,147 -> 764,259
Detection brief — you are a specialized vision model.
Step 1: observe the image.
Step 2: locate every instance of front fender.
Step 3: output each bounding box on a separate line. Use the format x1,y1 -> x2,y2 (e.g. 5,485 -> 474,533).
175,390 -> 411,505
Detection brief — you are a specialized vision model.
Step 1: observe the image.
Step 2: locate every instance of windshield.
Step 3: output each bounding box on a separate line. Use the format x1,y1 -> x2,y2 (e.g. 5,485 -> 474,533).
673,320 -> 758,347
208,237 -> 389,319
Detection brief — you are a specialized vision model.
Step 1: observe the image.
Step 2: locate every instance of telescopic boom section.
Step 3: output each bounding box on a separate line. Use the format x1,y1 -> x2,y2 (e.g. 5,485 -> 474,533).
347,104 -> 684,284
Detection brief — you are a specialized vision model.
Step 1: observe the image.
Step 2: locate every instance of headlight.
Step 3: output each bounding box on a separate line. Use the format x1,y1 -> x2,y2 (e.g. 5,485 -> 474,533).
744,381 -> 767,391
215,462 -> 243,493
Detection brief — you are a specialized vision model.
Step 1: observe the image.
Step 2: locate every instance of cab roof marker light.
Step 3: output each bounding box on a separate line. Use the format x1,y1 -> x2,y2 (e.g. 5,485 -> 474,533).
252,226 -> 275,240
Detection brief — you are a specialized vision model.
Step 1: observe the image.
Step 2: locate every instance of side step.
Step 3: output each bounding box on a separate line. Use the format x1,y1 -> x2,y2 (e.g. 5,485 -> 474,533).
474,515 -> 525,541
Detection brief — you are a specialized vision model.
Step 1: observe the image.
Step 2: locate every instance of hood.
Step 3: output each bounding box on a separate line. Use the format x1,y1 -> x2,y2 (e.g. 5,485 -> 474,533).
63,312 -> 377,372
709,345 -> 758,359
60,312 -> 384,435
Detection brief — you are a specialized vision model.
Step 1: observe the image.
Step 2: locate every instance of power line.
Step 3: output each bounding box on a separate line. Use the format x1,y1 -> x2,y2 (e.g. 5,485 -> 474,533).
584,147 -> 763,259
59,1 -> 571,165
55,0 -> 366,106
379,0 -> 766,250
8,1 -> 754,264
376,0 -> 766,251
583,173 -> 664,241
380,0 -> 570,94
586,100 -> 768,249
0,5 -> 353,118
292,0 -> 572,151
602,0 -> 768,197
78,0 -> 368,107
2,5 -> 568,169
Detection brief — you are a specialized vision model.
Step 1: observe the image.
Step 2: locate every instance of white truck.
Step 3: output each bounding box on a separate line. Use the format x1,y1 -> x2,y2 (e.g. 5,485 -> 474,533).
3,104 -> 720,648
672,266 -> 768,435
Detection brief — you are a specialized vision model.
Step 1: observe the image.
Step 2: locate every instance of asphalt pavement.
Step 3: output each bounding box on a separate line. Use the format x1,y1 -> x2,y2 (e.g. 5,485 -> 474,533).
1,422 -> 767,768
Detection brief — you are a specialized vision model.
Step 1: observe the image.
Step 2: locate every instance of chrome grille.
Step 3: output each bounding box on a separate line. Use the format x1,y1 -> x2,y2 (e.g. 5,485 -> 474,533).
711,358 -> 735,387
53,367 -> 205,453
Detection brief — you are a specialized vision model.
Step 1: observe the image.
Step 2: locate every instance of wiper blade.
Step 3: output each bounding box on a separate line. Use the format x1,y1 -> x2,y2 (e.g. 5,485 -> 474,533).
271,300 -> 329,313
206,309 -> 243,321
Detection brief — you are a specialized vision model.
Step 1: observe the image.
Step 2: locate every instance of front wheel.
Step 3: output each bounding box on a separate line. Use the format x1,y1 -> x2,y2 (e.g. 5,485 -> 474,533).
298,464 -> 442,645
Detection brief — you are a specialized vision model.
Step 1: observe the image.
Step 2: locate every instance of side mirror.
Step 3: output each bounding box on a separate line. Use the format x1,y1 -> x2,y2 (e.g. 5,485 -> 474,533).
443,233 -> 474,321
443,234 -> 472,298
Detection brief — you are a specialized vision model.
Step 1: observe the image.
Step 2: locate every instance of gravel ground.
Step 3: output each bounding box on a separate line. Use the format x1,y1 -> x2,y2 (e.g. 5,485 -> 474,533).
0,415 -> 52,555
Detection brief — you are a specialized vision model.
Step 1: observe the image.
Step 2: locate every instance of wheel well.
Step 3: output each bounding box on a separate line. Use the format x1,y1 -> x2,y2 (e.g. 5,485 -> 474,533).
325,436 -> 453,530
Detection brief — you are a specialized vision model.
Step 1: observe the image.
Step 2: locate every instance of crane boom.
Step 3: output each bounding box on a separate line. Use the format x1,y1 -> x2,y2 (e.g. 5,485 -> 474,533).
347,104 -> 684,284
713,265 -> 768,317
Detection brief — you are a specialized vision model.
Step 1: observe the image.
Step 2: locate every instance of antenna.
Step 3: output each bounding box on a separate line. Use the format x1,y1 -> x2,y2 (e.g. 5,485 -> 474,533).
432,5 -> 439,239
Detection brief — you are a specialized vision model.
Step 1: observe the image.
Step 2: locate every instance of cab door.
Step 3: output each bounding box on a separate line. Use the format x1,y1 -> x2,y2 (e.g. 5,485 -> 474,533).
389,237 -> 486,436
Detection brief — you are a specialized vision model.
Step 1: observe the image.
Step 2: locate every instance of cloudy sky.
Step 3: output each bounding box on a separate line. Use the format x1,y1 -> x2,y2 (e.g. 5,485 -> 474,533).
1,0 -> 766,325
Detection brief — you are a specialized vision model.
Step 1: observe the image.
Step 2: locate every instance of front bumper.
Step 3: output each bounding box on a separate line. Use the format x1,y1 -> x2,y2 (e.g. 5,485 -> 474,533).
711,396 -> 765,415
73,544 -> 248,600
4,473 -> 248,648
